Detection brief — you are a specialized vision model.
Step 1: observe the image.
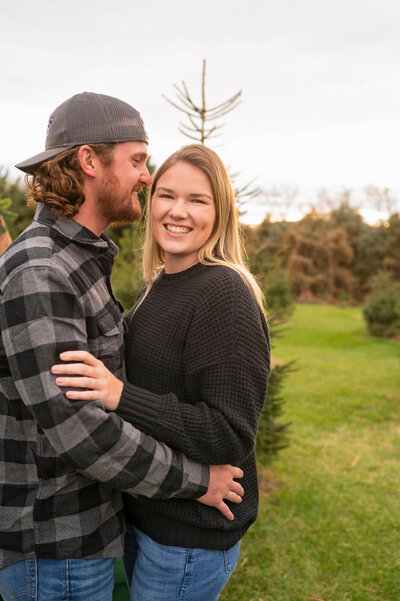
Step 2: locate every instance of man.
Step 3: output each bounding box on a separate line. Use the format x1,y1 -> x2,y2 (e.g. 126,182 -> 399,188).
0,93 -> 243,601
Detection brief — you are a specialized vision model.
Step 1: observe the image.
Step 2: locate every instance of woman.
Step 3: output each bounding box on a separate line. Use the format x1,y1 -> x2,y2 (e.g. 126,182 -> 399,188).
52,144 -> 270,601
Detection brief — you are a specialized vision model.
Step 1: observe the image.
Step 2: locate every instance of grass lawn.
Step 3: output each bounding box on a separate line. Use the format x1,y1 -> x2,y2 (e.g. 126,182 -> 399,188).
221,303 -> 400,601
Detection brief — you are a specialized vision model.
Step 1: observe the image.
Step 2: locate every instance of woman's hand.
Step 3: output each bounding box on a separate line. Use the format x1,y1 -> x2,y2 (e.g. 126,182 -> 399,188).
51,351 -> 123,410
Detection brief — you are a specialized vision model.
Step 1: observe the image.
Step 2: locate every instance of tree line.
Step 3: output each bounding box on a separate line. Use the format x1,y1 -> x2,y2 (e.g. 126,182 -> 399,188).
245,200 -> 399,305
2,169 -> 399,313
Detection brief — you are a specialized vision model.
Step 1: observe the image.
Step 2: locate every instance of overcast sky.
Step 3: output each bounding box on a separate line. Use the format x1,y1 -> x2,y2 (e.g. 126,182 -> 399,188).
1,0 -> 399,223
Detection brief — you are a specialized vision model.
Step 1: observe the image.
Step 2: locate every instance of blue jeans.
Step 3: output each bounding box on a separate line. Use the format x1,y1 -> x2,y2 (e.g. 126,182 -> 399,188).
123,525 -> 240,601
0,557 -> 115,601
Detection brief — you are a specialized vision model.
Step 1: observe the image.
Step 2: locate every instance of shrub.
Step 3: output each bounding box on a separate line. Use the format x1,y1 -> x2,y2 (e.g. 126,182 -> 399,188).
264,268 -> 294,323
363,273 -> 400,338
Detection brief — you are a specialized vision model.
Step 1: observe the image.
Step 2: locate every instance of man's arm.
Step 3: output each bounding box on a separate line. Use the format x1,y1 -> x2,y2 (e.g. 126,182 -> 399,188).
0,264 -> 216,502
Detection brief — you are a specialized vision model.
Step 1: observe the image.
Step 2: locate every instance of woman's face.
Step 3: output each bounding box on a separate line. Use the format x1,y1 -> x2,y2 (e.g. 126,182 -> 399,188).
151,161 -> 216,273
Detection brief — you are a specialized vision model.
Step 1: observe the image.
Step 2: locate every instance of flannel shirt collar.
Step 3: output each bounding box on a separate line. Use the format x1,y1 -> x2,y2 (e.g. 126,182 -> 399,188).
34,203 -> 118,258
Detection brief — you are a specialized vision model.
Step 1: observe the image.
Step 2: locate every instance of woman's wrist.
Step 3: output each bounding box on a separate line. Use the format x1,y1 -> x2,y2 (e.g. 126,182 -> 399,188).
109,378 -> 124,410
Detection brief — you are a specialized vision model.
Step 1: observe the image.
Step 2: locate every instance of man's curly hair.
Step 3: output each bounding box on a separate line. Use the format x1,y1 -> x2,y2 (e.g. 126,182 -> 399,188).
26,143 -> 115,218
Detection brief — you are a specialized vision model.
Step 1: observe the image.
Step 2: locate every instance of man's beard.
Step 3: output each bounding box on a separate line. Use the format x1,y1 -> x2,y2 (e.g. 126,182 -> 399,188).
97,168 -> 142,226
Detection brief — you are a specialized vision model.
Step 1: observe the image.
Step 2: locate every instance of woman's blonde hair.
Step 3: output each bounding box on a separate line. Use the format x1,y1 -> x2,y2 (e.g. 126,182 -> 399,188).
142,144 -> 265,311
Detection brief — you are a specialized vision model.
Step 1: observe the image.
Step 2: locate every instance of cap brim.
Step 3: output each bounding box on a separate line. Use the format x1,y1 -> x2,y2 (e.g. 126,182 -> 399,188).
15,145 -> 77,175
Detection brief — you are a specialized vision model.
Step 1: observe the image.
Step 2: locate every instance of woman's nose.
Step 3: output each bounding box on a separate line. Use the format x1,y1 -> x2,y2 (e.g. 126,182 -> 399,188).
169,199 -> 188,218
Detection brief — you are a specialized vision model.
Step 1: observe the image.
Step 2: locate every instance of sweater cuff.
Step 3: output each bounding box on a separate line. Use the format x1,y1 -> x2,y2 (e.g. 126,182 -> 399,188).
117,382 -> 164,432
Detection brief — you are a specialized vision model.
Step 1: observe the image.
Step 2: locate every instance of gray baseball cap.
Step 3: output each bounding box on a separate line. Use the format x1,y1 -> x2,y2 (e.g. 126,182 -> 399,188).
16,92 -> 148,174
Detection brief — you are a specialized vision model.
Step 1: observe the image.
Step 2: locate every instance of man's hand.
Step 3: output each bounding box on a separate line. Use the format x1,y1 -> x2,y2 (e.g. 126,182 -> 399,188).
197,464 -> 244,521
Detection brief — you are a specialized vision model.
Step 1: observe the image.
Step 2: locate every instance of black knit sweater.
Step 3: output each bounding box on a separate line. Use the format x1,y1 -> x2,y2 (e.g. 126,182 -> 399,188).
117,262 -> 270,550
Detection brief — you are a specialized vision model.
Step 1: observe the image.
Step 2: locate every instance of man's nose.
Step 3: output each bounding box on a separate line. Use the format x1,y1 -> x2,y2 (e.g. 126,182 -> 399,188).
140,166 -> 152,187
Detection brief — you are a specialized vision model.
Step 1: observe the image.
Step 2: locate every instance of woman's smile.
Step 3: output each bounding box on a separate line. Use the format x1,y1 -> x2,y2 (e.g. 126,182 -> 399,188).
164,224 -> 193,235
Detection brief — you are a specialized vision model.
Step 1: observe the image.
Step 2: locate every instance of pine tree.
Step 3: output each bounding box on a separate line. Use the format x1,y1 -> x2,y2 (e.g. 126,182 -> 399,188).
162,59 -> 261,212
256,357 -> 294,465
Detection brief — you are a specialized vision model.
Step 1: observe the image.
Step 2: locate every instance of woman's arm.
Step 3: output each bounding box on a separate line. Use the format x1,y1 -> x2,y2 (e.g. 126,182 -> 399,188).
52,350 -> 267,465
52,272 -> 270,466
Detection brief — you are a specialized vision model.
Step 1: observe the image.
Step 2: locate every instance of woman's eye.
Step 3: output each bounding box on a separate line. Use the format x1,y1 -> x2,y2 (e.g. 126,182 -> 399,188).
160,194 -> 173,199
191,198 -> 205,204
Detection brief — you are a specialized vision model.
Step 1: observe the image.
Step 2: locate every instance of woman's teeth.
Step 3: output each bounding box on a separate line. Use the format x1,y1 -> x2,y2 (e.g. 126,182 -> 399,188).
165,225 -> 191,233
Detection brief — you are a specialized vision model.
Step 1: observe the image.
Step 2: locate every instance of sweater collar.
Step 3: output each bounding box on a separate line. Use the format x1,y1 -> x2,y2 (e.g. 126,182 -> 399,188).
156,261 -> 208,286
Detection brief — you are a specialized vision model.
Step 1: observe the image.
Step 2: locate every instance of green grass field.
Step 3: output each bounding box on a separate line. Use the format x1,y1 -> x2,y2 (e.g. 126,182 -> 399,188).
221,303 -> 400,601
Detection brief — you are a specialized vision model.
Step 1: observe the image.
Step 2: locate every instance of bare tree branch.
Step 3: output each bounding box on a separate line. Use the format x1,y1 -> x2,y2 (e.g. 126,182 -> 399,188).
177,128 -> 204,141
163,59 -> 258,208
163,59 -> 242,144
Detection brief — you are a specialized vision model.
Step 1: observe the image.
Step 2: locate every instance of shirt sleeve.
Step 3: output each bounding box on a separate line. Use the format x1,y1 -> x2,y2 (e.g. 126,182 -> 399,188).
117,271 -> 270,465
0,264 -> 209,499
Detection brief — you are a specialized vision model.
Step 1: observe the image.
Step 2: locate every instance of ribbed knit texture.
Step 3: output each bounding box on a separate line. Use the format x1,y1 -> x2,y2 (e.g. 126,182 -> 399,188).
117,262 -> 270,550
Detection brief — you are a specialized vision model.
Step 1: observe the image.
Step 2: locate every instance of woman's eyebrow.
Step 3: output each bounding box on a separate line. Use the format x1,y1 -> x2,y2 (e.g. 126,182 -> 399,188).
188,192 -> 213,200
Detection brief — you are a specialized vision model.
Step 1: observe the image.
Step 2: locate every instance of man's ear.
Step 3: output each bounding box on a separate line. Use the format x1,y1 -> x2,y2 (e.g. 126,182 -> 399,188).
78,145 -> 99,178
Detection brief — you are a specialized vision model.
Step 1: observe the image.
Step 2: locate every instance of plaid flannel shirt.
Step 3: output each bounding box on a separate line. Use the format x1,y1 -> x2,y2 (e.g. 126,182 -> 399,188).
0,204 -> 208,569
